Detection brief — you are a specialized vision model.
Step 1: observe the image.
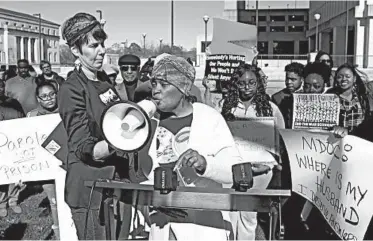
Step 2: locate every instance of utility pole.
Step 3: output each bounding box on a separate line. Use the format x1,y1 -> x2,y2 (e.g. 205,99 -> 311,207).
171,0 -> 174,51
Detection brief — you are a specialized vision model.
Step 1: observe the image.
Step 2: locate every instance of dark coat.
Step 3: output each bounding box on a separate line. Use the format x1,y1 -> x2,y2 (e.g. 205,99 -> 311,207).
271,88 -> 293,129
58,68 -> 129,209
0,96 -> 25,120
37,72 -> 65,90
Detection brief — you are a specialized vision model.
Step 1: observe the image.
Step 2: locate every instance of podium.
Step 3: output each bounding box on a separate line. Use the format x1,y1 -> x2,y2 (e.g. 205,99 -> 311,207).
85,180 -> 290,240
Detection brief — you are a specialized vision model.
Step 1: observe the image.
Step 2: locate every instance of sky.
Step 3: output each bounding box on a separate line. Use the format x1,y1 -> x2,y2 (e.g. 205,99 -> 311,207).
0,0 -> 309,50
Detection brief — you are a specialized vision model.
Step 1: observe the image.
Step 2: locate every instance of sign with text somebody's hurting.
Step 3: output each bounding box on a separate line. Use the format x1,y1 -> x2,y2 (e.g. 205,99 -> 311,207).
0,114 -> 61,184
204,54 -> 245,92
292,94 -> 340,130
280,129 -> 373,240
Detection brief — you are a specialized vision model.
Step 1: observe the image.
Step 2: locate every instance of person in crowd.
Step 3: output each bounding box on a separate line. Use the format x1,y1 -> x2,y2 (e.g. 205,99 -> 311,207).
131,54 -> 243,240
102,64 -> 119,84
37,60 -> 65,90
134,53 -> 203,103
139,58 -> 154,82
27,82 -> 60,237
302,62 -> 330,94
5,59 -> 39,114
0,79 -> 25,217
5,66 -> 17,80
116,54 -> 142,101
60,12 -> 130,240
327,63 -> 372,136
315,50 -> 335,88
202,77 -> 228,111
272,62 -> 304,128
219,63 -> 284,240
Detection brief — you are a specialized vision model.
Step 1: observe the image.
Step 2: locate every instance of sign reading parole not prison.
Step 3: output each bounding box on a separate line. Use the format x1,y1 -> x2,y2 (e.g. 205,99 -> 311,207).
280,129 -> 373,240
204,54 -> 245,92
227,118 -> 278,165
292,94 -> 340,130
0,114 -> 61,184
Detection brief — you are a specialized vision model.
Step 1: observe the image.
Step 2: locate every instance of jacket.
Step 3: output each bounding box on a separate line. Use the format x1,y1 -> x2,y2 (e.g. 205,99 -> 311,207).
0,96 -> 25,120
137,103 -> 243,240
37,72 -> 65,90
58,68 -> 128,209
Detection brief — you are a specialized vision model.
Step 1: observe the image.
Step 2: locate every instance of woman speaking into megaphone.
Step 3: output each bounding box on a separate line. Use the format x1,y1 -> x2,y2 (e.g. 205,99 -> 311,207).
130,54 -> 245,241
59,13 -> 131,240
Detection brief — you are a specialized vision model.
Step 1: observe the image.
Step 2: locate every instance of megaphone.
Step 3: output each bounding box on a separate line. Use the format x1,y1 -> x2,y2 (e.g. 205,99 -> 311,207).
101,99 -> 157,152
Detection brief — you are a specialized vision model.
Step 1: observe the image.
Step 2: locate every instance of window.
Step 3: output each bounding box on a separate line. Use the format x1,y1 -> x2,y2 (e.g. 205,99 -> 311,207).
0,35 -> 2,44
258,16 -> 266,21
49,53 -> 52,62
270,26 -> 285,32
258,41 -> 268,54
273,41 -> 294,54
289,15 -> 304,21
270,16 -> 285,22
288,26 -> 304,32
47,29 -> 50,35
258,26 -> 266,32
54,52 -> 57,62
251,16 -> 256,23
299,41 -> 308,54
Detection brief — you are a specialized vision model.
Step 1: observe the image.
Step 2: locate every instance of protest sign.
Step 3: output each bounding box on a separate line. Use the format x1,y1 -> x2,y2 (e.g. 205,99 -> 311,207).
0,114 -> 77,240
292,94 -> 340,130
208,18 -> 257,63
227,117 -> 278,164
204,54 -> 245,92
0,114 -> 61,184
280,129 -> 373,240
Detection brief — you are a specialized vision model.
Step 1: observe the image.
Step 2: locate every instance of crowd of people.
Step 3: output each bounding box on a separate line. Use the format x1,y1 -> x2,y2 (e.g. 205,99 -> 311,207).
1,10 -> 373,241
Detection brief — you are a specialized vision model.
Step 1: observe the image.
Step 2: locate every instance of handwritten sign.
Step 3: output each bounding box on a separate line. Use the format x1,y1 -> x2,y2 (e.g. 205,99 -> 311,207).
227,118 -> 278,165
292,94 -> 340,130
0,114 -> 61,184
204,54 -> 245,93
280,129 -> 373,240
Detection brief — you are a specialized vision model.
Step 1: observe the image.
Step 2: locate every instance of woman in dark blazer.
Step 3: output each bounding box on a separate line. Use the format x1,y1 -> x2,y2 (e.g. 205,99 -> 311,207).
59,13 -> 130,240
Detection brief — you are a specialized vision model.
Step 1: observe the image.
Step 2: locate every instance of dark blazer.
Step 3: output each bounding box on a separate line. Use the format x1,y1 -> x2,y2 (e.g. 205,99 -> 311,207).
58,68 -> 128,209
271,88 -> 293,129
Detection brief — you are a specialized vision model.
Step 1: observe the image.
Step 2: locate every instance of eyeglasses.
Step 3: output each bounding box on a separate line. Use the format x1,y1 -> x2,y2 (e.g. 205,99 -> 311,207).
42,65 -> 51,69
38,92 -> 56,101
320,59 -> 331,64
120,65 -> 137,72
237,80 -> 257,89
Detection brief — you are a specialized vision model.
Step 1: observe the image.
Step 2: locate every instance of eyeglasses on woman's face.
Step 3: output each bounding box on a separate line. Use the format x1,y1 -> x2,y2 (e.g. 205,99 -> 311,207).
237,79 -> 257,89
38,92 -> 56,101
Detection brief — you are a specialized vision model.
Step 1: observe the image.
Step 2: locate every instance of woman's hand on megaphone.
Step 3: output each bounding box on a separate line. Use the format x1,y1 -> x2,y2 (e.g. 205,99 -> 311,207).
93,140 -> 116,162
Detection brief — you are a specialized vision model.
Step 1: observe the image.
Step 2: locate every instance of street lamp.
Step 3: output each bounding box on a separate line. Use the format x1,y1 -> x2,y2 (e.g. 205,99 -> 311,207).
171,0 -> 174,50
314,13 -> 321,52
159,38 -> 163,52
203,15 -> 209,55
142,33 -> 147,55
33,13 -> 42,62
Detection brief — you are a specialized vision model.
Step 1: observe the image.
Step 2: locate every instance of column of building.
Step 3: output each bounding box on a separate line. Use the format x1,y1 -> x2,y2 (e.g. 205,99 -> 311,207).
3,22 -> 9,66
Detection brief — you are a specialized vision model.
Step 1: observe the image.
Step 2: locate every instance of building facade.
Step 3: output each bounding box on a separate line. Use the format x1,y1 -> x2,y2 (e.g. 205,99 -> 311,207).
236,1 -> 309,56
307,1 -> 362,67
0,8 -> 60,68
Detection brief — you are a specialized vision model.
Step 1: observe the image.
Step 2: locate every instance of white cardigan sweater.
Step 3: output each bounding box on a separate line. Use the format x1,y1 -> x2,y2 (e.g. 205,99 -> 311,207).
142,102 -> 243,241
